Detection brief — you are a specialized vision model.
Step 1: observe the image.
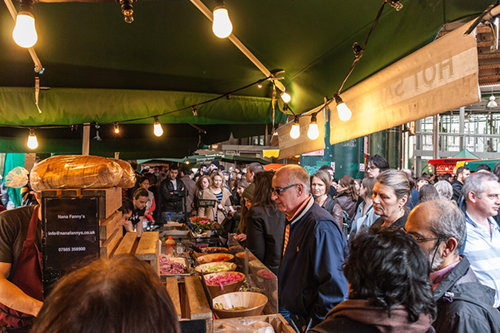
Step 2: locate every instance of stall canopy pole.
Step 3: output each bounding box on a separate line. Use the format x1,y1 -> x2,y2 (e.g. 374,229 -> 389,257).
82,123 -> 90,155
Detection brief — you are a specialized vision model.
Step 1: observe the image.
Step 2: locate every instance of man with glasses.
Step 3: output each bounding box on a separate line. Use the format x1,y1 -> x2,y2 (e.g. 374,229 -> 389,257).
272,165 -> 348,331
365,154 -> 390,179
461,171 -> 500,310
406,199 -> 500,332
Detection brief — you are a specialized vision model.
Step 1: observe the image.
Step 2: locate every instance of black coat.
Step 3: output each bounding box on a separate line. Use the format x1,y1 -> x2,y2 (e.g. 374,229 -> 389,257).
433,256 -> 500,333
246,205 -> 285,275
451,180 -> 463,205
160,178 -> 186,212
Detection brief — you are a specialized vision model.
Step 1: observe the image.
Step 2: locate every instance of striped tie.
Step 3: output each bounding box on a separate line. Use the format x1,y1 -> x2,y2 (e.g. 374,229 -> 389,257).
283,224 -> 290,256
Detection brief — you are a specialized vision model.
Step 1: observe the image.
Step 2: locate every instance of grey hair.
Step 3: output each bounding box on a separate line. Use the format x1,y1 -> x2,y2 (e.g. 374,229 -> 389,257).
424,199 -> 466,255
463,171 -> 499,200
434,180 -> 453,200
247,162 -> 265,174
376,169 -> 411,200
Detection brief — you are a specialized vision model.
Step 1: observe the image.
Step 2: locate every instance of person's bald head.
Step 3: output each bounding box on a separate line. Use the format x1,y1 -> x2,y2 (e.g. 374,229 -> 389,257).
272,165 -> 310,217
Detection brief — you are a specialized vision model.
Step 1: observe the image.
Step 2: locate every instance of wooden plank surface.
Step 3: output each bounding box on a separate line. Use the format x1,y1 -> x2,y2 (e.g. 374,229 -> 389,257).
113,232 -> 138,256
165,278 -> 182,320
100,227 -> 122,259
99,211 -> 122,241
136,232 -> 159,275
184,276 -> 212,320
215,314 -> 294,333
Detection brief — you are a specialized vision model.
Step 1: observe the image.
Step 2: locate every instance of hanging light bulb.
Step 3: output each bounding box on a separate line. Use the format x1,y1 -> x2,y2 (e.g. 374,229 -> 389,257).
153,117 -> 163,137
185,160 -> 190,165
12,1 -> 38,49
334,94 -> 352,121
212,0 -> 232,38
27,128 -> 38,149
281,90 -> 291,104
307,113 -> 319,140
114,123 -> 120,134
290,116 -> 300,139
487,94 -> 498,108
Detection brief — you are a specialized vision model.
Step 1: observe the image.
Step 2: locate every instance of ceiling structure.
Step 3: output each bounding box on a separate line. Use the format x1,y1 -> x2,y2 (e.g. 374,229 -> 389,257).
0,0 -> 497,158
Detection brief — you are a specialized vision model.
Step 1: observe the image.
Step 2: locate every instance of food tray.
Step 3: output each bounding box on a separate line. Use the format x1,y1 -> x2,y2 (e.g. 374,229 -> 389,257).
160,256 -> 190,278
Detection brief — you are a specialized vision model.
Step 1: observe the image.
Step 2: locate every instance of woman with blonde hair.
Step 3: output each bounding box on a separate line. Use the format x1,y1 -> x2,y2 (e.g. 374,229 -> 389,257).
198,171 -> 232,223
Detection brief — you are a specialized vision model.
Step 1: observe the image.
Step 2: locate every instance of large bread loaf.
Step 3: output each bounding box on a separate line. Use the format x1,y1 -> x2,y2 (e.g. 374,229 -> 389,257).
30,155 -> 123,191
111,159 -> 136,189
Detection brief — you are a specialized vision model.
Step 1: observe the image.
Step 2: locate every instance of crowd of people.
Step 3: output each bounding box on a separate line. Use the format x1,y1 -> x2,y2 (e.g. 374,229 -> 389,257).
2,155 -> 500,332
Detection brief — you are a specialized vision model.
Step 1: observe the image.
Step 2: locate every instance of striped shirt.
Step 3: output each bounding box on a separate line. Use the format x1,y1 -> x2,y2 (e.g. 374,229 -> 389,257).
463,212 -> 500,307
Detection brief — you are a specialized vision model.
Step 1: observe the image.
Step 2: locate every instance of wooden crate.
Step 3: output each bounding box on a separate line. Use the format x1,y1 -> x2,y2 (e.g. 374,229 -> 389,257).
41,187 -> 121,219
165,276 -> 213,333
99,211 -> 122,241
113,231 -> 138,256
135,231 -> 160,276
100,227 -> 122,258
214,314 -> 294,333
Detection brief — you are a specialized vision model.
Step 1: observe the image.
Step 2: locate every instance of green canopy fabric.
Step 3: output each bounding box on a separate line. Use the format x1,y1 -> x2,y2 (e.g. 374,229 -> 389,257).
0,0 -> 496,157
452,149 -> 480,159
463,158 -> 500,172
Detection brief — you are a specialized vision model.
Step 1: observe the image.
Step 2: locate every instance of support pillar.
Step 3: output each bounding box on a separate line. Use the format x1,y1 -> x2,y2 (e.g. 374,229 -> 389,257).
386,126 -> 401,169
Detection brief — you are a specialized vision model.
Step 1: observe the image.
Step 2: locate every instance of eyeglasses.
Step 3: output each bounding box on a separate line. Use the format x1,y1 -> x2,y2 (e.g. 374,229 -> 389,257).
406,232 -> 446,243
271,183 -> 298,196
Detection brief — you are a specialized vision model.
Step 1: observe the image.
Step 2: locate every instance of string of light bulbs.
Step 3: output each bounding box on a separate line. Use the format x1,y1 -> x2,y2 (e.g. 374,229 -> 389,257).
10,0 -> 233,49
287,0 -> 403,140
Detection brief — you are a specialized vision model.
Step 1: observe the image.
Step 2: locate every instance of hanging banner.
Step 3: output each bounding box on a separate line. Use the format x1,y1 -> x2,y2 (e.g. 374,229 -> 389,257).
277,110 -> 325,159
330,20 -> 480,145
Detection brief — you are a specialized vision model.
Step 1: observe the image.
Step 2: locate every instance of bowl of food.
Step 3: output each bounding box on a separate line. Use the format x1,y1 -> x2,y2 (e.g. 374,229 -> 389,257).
201,247 -> 229,254
195,262 -> 237,274
235,251 -> 257,261
204,272 -> 245,298
212,292 -> 268,319
197,253 -> 234,264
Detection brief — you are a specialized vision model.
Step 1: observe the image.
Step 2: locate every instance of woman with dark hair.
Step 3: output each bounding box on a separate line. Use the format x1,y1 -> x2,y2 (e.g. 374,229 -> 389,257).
371,170 -> 412,230
417,184 -> 439,204
310,171 -> 343,228
32,255 -> 180,333
138,174 -> 156,225
336,175 -> 358,224
350,177 -> 379,240
417,175 -> 430,190
246,171 -> 286,275
191,175 -> 211,216
310,228 -> 436,333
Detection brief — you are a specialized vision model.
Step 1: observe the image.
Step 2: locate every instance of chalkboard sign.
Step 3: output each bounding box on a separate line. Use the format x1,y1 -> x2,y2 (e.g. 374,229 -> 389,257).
42,197 -> 100,295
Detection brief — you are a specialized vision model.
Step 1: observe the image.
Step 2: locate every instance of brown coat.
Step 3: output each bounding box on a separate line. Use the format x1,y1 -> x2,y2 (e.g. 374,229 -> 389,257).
197,187 -> 231,223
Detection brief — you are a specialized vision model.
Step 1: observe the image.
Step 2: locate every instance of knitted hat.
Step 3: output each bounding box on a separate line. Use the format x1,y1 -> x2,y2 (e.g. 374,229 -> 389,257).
242,184 -> 254,201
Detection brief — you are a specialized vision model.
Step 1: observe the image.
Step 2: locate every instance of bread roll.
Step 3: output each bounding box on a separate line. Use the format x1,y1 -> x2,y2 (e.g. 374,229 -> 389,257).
111,159 -> 136,189
30,155 -> 123,191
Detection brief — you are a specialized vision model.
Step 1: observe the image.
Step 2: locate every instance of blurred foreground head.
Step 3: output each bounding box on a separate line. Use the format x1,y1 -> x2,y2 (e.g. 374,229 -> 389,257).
345,228 -> 436,323
32,255 -> 180,333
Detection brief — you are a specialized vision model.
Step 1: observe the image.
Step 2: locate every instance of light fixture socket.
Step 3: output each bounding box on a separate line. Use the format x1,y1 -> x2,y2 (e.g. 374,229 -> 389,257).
192,106 -> 198,117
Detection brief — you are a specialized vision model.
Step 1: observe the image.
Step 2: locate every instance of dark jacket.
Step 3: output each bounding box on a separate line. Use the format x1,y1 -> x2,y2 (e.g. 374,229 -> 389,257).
160,178 -> 186,212
451,180 -> 464,205
309,299 -> 435,333
335,191 -> 356,223
370,213 -> 408,230
433,256 -> 500,333
279,197 -> 348,328
246,205 -> 286,275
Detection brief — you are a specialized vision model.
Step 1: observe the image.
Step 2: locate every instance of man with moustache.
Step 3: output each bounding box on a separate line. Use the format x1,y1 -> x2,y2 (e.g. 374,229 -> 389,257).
406,199 -> 500,332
